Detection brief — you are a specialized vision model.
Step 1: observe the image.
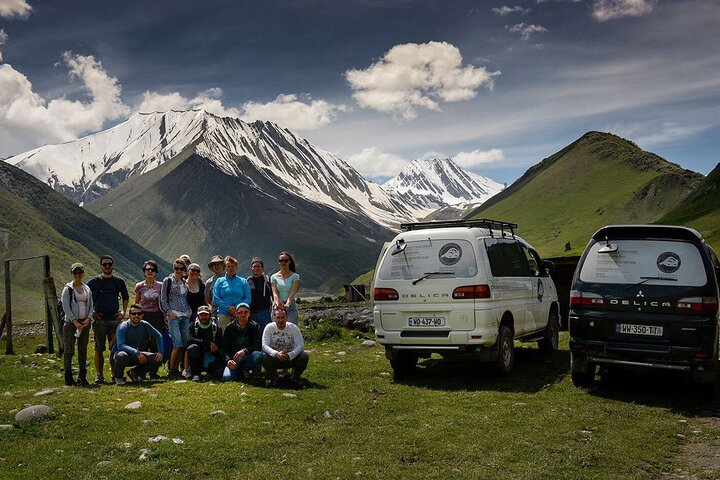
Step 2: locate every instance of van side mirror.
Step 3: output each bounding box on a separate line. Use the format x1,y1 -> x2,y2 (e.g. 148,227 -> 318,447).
541,260 -> 555,276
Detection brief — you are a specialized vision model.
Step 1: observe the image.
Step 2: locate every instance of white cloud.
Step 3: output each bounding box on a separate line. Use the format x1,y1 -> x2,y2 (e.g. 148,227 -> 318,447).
136,87 -> 240,118
345,41 -> 500,120
346,147 -> 409,178
492,5 -> 529,15
0,52 -> 129,150
506,23 -> 548,40
0,0 -> 32,19
452,149 -> 505,168
241,93 -> 343,131
592,0 -> 656,21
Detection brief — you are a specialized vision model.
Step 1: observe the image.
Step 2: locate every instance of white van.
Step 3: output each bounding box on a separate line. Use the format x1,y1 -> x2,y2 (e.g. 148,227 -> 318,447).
372,219 -> 560,377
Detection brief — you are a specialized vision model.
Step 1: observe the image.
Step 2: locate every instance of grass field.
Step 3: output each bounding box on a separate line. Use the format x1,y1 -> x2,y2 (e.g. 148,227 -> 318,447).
1,327 -> 719,480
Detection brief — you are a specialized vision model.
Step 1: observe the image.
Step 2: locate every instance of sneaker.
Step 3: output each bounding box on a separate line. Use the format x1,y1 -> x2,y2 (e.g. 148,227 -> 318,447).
127,368 -> 142,383
94,374 -> 105,385
115,377 -> 127,386
266,375 -> 279,388
182,368 -> 192,379
192,375 -> 200,382
167,370 -> 180,380
289,376 -> 304,390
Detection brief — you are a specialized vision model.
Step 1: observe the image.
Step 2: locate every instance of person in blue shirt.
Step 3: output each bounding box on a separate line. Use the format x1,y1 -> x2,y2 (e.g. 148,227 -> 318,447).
213,256 -> 251,330
110,305 -> 163,385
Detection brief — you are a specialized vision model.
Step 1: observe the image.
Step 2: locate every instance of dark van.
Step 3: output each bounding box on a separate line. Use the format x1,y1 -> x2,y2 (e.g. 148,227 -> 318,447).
569,225 -> 720,391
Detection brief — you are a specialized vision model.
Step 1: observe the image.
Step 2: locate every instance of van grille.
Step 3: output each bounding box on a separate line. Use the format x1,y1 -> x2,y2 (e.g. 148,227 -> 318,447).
400,330 -> 451,338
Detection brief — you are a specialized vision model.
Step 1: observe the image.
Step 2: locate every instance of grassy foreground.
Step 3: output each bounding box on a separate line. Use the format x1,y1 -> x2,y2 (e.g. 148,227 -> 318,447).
0,329 -> 718,480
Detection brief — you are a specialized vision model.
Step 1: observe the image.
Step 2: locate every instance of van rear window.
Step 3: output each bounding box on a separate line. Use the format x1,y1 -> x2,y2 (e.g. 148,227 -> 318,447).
579,240 -> 707,286
378,239 -> 478,280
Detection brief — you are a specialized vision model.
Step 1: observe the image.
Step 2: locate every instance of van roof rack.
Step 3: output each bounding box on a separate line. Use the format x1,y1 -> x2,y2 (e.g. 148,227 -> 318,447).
400,219 -> 517,237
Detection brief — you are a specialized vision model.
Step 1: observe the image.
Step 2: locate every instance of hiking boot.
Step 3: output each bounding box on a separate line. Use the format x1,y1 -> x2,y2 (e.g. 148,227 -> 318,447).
127,368 -> 142,383
64,370 -> 75,387
76,370 -> 89,387
265,375 -> 279,388
94,374 -> 105,385
115,376 -> 126,386
181,368 -> 192,379
191,375 -> 200,382
289,375 -> 303,390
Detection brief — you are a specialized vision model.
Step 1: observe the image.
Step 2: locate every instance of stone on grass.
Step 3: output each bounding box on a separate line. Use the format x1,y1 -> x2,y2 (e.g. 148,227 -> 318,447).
210,410 -> 226,416
334,359 -> 342,363
15,405 -> 52,423
125,401 -> 142,410
379,372 -> 391,377
324,411 -> 332,419
172,438 -> 184,445
142,419 -> 154,425
337,351 -> 347,356
148,435 -> 169,443
347,346 -> 359,353
362,340 -> 376,347
282,393 -> 297,399
97,461 -> 111,467
138,448 -> 150,460
0,424 -> 14,431
34,388 -> 56,397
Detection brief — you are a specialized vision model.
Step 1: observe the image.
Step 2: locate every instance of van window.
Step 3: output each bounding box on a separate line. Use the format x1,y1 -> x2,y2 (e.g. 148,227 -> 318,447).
579,240 -> 707,286
378,239 -> 478,280
485,239 -> 530,277
520,244 -> 541,276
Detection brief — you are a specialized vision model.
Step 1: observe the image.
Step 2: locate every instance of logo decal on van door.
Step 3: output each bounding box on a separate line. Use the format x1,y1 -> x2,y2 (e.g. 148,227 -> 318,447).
439,243 -> 462,266
657,252 -> 681,273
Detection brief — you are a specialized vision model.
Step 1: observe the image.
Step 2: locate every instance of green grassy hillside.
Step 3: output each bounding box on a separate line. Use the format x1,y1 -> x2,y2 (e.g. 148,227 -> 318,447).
659,162 -> 720,248
467,132 -> 703,257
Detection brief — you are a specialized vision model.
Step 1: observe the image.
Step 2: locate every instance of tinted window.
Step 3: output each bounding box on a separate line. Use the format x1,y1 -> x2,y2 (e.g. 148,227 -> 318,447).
579,240 -> 707,286
520,244 -> 541,276
485,239 -> 529,277
378,239 -> 478,280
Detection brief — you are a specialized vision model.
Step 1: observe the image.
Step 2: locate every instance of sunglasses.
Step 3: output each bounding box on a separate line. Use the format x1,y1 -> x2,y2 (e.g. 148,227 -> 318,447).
129,311 -> 143,316
174,266 -> 187,271
144,268 -> 156,273
101,262 -> 113,267
190,268 -> 201,273
278,259 -> 290,263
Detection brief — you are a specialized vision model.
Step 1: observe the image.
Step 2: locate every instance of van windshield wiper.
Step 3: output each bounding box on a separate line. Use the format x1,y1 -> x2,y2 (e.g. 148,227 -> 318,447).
412,272 -> 443,285
625,276 -> 678,290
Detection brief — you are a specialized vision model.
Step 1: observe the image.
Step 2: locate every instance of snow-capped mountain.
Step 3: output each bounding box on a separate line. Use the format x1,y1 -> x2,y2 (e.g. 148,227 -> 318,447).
6,110 -> 422,225
383,157 -> 504,212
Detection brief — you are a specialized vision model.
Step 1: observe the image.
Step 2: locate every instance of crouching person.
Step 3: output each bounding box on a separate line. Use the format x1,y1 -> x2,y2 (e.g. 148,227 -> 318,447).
111,305 -> 163,385
262,307 -> 309,389
187,305 -> 224,381
222,303 -> 263,381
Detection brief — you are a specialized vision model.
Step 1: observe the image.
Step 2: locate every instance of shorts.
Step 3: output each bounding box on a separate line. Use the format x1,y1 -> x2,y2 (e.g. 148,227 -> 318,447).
168,315 -> 189,348
93,316 -> 121,352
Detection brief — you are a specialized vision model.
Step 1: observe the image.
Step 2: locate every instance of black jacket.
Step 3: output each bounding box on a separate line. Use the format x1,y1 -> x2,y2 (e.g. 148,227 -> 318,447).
222,319 -> 262,360
188,319 -> 223,356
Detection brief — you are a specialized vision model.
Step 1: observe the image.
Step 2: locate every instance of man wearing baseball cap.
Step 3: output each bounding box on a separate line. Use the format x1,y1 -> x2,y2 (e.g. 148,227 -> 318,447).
222,302 -> 263,381
186,305 -> 225,381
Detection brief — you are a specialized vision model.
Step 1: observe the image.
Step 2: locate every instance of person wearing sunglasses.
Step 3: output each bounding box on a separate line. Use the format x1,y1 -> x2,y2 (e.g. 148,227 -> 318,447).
61,263 -> 94,387
160,258 -> 193,379
110,305 -> 163,385
134,260 -> 163,379
212,256 -> 251,331
271,251 -> 301,324
87,255 -> 129,384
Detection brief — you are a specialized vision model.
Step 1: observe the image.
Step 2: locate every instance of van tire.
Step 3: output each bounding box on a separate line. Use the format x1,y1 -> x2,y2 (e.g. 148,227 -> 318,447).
571,353 -> 595,387
538,312 -> 559,353
389,351 -> 418,378
495,325 -> 515,375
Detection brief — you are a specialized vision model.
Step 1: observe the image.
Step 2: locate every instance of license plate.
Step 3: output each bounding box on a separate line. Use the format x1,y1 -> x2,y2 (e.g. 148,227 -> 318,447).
408,316 -> 446,327
617,323 -> 663,336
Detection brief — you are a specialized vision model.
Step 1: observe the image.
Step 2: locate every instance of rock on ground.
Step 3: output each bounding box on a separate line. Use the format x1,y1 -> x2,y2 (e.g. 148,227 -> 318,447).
15,405 -> 52,423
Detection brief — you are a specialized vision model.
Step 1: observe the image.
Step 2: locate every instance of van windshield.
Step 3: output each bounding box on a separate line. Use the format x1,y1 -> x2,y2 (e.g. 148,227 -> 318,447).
378,239 -> 478,280
579,239 -> 707,286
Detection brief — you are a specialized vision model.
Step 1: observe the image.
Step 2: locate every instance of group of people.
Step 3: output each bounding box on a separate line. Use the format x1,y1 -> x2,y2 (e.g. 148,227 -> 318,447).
60,252 -> 309,389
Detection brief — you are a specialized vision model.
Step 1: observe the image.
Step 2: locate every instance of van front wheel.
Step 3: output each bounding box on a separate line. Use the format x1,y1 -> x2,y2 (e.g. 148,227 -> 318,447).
495,325 -> 515,376
538,312 -> 559,353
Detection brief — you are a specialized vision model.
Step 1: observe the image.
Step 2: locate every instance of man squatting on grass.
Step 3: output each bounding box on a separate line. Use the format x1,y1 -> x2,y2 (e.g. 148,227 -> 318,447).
262,307 -> 309,388
222,302 -> 263,381
111,305 -> 163,385
186,305 -> 225,381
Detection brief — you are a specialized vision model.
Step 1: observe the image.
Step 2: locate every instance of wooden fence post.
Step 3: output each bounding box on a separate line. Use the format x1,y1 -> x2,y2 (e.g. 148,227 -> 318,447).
43,277 -> 63,355
4,259 -> 13,355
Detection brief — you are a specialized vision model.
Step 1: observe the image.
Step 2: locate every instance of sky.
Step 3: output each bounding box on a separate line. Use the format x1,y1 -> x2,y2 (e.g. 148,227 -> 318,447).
0,0 -> 718,185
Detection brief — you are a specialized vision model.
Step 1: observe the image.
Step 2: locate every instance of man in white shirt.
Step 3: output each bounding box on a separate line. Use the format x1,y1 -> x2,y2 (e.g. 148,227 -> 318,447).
262,307 -> 309,389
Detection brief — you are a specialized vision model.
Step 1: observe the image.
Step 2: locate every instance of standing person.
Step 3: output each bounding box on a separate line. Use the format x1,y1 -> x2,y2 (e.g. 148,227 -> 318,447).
179,254 -> 192,280
61,263 -> 94,387
186,263 -> 206,320
134,260 -> 164,379
212,256 -> 251,330
87,255 -> 129,384
204,255 -> 225,310
222,303 -> 263,381
247,257 -> 273,331
160,258 -> 192,379
271,251 -> 301,324
187,305 -> 225,381
110,305 -> 163,385
262,307 -> 309,389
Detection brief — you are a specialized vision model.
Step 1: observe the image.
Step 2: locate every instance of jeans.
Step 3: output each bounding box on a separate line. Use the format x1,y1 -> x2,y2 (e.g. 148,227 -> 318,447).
187,344 -> 225,379
167,315 -> 189,348
111,350 -> 161,380
222,350 -> 263,381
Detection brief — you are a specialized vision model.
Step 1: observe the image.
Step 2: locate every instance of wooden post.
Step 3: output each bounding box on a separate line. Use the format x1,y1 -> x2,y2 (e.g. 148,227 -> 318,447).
0,313 -> 6,338
43,276 -> 63,355
4,260 -> 13,355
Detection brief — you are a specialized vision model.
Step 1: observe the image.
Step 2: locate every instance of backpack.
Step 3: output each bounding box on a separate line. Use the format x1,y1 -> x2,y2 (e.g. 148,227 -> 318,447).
58,285 -> 76,323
